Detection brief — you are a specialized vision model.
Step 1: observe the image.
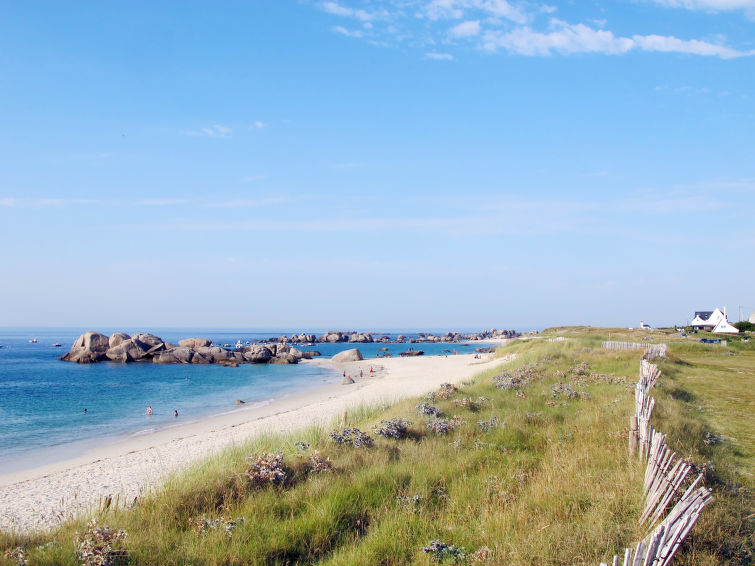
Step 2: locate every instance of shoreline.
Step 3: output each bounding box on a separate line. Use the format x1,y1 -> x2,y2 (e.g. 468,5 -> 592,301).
0,351 -> 508,534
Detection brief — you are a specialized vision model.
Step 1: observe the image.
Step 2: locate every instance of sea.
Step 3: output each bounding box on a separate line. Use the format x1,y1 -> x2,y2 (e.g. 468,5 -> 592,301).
0,327 -> 492,475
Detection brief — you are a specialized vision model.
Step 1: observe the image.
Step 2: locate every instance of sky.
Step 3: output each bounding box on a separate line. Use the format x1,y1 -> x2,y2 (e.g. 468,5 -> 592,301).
0,0 -> 753,330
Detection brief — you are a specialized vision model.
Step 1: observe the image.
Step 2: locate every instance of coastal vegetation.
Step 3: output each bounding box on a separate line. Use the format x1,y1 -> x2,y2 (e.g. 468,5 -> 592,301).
2,328 -> 752,565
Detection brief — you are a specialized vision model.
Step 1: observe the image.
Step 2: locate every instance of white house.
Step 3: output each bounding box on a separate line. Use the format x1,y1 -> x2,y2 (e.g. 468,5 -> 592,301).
691,307 -> 739,333
713,319 -> 740,334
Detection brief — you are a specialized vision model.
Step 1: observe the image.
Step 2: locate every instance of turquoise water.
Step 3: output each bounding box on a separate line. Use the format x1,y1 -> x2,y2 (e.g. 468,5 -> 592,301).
0,328 -> 491,473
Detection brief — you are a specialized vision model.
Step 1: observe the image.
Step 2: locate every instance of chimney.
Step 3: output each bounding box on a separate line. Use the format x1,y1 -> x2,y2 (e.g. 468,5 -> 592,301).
724,306 -> 727,320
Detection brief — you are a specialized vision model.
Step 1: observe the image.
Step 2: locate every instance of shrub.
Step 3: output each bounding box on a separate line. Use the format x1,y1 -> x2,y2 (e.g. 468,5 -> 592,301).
422,540 -> 468,563
308,451 -> 333,473
436,383 -> 458,400
189,515 -> 245,537
477,417 -> 499,432
416,402 -> 442,417
245,453 -> 287,486
373,417 -> 413,439
329,428 -> 373,448
3,548 -> 27,566
426,416 -> 465,435
76,519 -> 128,566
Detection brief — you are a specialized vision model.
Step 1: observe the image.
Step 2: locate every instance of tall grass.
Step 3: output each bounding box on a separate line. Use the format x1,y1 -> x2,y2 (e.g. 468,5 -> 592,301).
2,329 -> 750,565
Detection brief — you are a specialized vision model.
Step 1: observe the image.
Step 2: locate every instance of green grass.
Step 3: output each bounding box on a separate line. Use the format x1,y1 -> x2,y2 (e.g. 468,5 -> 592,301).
2,329 -> 752,565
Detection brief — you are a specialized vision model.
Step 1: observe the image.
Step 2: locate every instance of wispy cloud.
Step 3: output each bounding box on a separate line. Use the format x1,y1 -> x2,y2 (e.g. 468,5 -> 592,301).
449,20 -> 481,37
316,1 -> 753,59
425,52 -> 455,60
252,121 -> 265,129
180,124 -> 232,138
482,20 -> 751,58
649,0 -> 755,18
333,25 -> 364,37
0,198 -> 99,208
320,1 -> 389,22
204,197 -> 289,208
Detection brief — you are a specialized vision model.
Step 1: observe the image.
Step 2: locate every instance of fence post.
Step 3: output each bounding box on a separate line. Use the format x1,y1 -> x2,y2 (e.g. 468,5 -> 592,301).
629,415 -> 638,457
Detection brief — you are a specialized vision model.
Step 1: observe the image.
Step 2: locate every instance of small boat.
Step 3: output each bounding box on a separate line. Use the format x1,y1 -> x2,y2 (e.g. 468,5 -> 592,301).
29,338 -> 38,343
52,343 -> 62,347
235,340 -> 243,348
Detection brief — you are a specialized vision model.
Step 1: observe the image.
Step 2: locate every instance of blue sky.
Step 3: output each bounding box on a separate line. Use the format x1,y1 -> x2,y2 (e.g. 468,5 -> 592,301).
0,0 -> 753,330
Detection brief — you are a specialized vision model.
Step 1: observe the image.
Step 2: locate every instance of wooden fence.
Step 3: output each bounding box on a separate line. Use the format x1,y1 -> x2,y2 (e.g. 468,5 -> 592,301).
602,342 -> 668,360
600,350 -> 712,565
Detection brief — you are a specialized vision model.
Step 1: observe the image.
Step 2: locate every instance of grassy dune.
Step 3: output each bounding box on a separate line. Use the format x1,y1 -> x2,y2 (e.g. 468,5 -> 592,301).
2,328 -> 752,565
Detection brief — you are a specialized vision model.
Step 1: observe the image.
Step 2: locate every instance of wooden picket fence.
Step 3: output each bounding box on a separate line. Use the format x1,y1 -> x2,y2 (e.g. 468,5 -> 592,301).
600,351 -> 712,565
602,342 -> 668,361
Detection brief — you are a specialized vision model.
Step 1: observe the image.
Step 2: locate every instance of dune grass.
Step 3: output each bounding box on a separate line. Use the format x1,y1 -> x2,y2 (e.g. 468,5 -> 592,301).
2,329 -> 752,565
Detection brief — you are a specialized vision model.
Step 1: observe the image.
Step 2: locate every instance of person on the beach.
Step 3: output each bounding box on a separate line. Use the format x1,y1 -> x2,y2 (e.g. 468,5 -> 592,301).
369,366 -> 374,373
146,405 -> 152,416
173,410 -> 178,418
360,369 -> 363,378
343,370 -> 346,378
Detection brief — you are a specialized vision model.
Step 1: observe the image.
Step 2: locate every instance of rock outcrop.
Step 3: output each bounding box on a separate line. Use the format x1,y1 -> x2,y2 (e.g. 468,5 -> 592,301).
61,326 -> 519,366
178,337 -> 212,349
331,348 -> 363,363
106,338 -> 149,362
60,331 -> 110,363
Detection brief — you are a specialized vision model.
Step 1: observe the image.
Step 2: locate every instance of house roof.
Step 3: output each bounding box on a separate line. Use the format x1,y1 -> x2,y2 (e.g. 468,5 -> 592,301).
694,311 -> 714,321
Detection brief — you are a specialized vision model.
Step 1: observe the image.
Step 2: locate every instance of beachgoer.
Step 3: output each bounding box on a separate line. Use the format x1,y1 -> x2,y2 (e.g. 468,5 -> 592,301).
343,370 -> 346,378
83,408 -> 88,413
173,410 -> 178,418
369,366 -> 374,373
146,405 -> 152,416
360,369 -> 363,378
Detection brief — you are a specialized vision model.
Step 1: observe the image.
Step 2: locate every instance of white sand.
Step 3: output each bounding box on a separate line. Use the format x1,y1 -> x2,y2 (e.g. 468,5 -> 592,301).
0,351 -> 508,534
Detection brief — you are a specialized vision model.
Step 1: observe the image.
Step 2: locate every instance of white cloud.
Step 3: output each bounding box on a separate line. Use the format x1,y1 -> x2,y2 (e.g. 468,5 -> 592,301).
424,0 -> 528,24
181,124 -> 232,138
333,25 -> 364,37
0,198 -> 98,208
650,0 -> 755,12
316,1 -> 752,59
425,52 -> 455,60
204,197 -> 289,208
482,20 -> 751,58
252,121 -> 265,129
450,20 -> 481,37
320,1 -> 388,21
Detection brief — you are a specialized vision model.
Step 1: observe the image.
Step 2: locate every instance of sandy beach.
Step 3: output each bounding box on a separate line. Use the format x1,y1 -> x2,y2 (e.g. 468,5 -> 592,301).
0,351 -> 508,534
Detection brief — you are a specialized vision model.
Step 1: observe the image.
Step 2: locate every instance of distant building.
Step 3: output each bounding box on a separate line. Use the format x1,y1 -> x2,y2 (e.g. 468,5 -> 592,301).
750,311 -> 755,324
639,321 -> 652,330
690,307 -> 739,333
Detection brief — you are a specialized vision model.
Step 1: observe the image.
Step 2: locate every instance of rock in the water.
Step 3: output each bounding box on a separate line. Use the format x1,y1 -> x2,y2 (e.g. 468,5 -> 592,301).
132,333 -> 165,349
108,332 -> 131,349
60,331 -> 110,363
153,346 -> 194,364
106,338 -> 149,362
178,337 -> 212,349
144,343 -> 167,357
243,345 -> 273,363
332,348 -> 363,363
301,350 -> 322,359
270,353 -> 298,364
